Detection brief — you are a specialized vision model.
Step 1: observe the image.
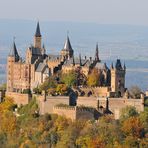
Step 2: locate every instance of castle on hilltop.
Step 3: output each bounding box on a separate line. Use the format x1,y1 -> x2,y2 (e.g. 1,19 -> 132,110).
7,22 -> 126,98
5,22 -> 145,120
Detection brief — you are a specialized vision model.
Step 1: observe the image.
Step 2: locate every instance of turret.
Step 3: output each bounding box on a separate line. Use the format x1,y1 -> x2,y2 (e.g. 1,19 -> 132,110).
34,22 -> 42,49
42,44 -> 46,55
7,41 -> 20,92
9,41 -> 19,62
61,35 -> 74,59
111,59 -> 126,97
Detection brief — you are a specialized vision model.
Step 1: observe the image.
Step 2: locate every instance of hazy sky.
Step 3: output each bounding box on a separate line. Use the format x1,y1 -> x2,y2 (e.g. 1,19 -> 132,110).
0,0 -> 148,25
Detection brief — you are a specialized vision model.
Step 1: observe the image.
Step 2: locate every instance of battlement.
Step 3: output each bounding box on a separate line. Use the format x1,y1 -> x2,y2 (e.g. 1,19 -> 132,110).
54,104 -> 94,112
53,104 -> 95,120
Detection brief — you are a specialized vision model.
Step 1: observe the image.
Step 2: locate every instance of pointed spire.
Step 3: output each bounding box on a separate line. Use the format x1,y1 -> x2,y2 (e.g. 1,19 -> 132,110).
42,43 -> 45,49
63,35 -> 73,51
115,59 -> 122,70
111,62 -> 114,69
103,63 -> 108,70
95,42 -> 99,62
72,55 -> 75,66
35,21 -> 41,37
79,54 -> 82,66
123,62 -> 126,70
9,39 -> 19,61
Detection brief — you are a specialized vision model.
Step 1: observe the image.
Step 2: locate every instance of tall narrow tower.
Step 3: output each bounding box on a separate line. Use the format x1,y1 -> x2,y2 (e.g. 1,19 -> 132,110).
95,43 -> 100,62
34,22 -> 42,49
61,35 -> 74,60
7,41 -> 19,92
111,59 -> 126,96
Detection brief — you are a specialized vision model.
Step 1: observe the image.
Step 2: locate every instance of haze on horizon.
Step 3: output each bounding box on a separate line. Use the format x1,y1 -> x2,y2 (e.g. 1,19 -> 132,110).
0,0 -> 148,26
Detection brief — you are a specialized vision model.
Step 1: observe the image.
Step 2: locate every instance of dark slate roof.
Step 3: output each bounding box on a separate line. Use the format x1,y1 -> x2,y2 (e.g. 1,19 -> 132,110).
43,67 -> 49,74
115,59 -> 122,70
63,36 -> 73,51
63,57 -> 89,67
48,54 -> 61,61
35,22 -> 41,37
36,62 -> 48,73
9,41 -> 19,61
29,46 -> 42,55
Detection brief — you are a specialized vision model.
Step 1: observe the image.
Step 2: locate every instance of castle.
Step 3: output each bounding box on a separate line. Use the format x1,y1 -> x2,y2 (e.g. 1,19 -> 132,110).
6,22 -> 144,120
7,22 -> 126,97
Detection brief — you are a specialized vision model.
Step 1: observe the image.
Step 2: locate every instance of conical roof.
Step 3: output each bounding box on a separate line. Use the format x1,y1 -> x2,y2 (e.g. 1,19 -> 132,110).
63,36 -> 73,51
9,41 -> 19,61
115,59 -> 122,70
35,22 -> 41,37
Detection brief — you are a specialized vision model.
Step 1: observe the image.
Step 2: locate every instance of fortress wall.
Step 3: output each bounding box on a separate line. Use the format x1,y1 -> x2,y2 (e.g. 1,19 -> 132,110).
81,87 -> 110,97
6,92 -> 31,106
98,97 -> 144,118
108,98 -> 144,113
36,96 -> 69,115
36,95 -> 144,120
77,97 -> 97,108
53,106 -> 76,120
76,108 -> 94,120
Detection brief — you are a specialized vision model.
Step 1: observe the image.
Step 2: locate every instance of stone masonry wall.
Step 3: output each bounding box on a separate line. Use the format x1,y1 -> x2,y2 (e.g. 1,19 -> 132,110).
6,92 -> 31,106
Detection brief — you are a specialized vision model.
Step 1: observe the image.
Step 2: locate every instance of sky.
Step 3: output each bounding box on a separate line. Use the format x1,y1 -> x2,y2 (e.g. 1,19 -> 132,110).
0,0 -> 148,26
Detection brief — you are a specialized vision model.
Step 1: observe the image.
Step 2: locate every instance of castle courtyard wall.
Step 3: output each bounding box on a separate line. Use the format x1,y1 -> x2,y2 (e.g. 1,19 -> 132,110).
35,95 -> 144,120
53,106 -> 76,120
6,92 -> 31,106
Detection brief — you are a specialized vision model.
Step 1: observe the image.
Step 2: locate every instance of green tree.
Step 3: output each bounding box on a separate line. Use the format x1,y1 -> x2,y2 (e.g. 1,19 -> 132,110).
61,70 -> 77,87
120,106 -> 138,122
39,76 -> 57,92
87,68 -> 100,87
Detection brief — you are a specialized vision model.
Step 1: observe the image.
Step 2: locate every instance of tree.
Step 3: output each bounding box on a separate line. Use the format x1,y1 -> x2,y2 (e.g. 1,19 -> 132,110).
61,70 -> 77,87
39,76 -> 57,92
56,84 -> 68,95
87,68 -> 100,87
122,116 -> 145,138
120,106 -> 138,122
33,87 -> 41,94
129,86 -> 141,99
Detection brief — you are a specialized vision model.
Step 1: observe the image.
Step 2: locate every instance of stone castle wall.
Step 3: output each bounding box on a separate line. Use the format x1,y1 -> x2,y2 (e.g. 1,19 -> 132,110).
80,87 -> 111,97
53,106 -> 94,120
98,97 -> 144,119
36,95 -> 144,120
6,92 -> 31,106
53,106 -> 76,120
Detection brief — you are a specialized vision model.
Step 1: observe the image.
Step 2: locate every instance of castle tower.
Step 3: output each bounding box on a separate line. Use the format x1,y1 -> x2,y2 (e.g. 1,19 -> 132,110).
61,35 -> 74,60
7,41 -> 20,92
34,22 -> 42,49
111,59 -> 126,96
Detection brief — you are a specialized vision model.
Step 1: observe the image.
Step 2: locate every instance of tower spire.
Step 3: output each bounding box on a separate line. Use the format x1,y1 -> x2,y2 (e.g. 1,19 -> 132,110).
35,21 -> 41,37
34,22 -> 42,49
72,55 -> 75,66
9,39 -> 19,62
95,43 -> 100,62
